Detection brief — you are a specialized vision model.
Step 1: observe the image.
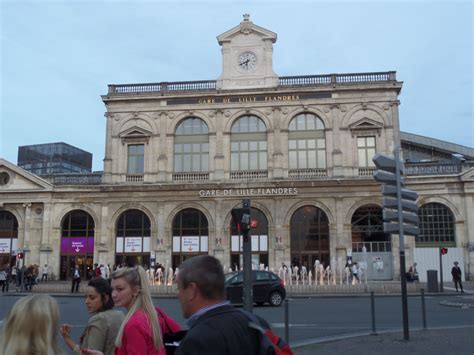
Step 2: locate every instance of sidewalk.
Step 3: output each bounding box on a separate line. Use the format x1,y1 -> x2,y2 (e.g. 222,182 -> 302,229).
293,326 -> 474,355
2,280 -> 474,297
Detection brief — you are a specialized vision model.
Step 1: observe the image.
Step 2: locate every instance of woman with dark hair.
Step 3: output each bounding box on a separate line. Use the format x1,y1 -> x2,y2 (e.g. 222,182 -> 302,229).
61,277 -> 124,355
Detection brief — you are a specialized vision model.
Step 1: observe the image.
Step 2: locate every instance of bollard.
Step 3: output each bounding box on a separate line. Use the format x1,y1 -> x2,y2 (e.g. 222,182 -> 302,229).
421,288 -> 427,329
284,298 -> 289,344
370,291 -> 377,335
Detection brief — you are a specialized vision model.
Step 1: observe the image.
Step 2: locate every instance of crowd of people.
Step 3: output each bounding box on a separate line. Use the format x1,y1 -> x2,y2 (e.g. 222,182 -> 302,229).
0,263 -> 50,292
0,255 -> 291,355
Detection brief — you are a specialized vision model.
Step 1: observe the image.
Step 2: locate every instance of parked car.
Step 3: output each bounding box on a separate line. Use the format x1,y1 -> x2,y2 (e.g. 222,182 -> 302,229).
225,270 -> 286,307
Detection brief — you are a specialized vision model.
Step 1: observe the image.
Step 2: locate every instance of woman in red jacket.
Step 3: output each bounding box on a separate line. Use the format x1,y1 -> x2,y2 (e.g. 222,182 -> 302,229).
83,265 -> 181,355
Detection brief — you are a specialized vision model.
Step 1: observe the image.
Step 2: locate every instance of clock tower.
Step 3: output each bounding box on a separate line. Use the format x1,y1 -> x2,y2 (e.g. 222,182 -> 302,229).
216,14 -> 278,90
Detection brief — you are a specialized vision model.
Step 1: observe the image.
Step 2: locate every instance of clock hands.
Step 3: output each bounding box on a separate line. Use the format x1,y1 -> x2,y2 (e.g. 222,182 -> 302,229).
240,58 -> 250,68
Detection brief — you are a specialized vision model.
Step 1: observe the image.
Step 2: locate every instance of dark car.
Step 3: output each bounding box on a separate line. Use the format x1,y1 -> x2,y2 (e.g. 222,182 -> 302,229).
225,270 -> 286,307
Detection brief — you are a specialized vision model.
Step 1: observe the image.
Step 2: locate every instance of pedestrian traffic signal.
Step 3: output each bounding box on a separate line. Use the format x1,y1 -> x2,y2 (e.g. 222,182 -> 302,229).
231,208 -> 251,233
441,247 -> 448,255
17,252 -> 24,259
373,153 -> 419,236
231,199 -> 251,236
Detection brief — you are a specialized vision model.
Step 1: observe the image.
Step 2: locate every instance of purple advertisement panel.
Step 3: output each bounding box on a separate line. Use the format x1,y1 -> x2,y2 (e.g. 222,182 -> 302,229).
60,237 -> 94,255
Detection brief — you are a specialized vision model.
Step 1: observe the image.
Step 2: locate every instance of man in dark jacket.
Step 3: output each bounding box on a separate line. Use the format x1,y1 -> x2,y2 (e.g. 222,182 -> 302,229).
451,261 -> 464,293
175,255 -> 262,355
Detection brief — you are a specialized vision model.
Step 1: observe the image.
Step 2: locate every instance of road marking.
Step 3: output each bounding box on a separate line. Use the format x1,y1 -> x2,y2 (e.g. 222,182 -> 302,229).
271,323 -> 373,329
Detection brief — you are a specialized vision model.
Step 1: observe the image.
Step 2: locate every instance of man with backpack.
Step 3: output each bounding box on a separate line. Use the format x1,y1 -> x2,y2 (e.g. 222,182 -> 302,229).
175,255 -> 292,355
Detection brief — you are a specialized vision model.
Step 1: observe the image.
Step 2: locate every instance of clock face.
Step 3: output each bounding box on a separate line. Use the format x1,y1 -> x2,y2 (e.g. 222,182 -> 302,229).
238,51 -> 257,71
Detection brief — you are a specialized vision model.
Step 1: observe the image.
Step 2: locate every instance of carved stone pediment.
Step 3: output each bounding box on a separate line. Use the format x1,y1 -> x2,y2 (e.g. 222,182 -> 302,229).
0,159 -> 53,192
348,118 -> 383,137
119,126 -> 152,143
349,117 -> 384,131
217,14 -> 277,44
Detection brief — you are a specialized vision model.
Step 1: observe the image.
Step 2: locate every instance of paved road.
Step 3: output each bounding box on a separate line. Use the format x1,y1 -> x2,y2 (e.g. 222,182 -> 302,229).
294,327 -> 474,355
1,293 -> 473,349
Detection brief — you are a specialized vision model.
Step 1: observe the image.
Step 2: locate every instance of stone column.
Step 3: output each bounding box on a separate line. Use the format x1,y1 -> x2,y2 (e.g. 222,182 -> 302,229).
271,107 -> 284,179
103,113 -> 114,184
22,203 -> 32,265
213,110 -> 225,180
330,104 -> 343,176
389,101 -> 401,152
157,111 -> 169,181
40,203 -> 52,271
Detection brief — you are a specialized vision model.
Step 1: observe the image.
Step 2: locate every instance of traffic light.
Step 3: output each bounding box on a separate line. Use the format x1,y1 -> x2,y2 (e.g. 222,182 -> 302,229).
231,199 -> 251,237
441,247 -> 448,255
17,252 -> 24,259
373,153 -> 419,236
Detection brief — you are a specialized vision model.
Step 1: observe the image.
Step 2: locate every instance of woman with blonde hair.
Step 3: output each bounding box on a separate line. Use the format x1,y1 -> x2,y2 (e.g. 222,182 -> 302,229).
84,266 -> 164,354
0,294 -> 62,355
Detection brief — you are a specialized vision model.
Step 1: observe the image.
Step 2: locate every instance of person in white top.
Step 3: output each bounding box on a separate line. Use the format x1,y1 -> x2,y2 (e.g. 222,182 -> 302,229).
41,264 -> 49,282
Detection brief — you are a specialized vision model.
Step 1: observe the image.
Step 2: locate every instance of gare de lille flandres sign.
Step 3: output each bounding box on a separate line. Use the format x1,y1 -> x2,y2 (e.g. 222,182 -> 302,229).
199,187 -> 298,198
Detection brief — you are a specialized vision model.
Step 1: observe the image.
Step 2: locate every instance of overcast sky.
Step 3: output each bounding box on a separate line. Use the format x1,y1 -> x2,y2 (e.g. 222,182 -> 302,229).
1,0 -> 472,171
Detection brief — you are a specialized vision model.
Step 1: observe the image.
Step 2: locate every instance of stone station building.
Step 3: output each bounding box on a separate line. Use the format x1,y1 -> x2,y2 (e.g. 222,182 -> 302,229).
1,16 -> 473,281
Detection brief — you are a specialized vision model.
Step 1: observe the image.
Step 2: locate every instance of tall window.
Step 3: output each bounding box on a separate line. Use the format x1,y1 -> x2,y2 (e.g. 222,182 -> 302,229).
290,206 -> 329,268
172,208 -> 209,269
351,205 -> 390,252
115,209 -> 151,267
230,208 -> 268,270
231,115 -> 267,171
416,203 -> 455,246
0,211 -> 18,267
60,210 -> 94,280
174,118 -> 209,172
127,144 -> 144,174
288,113 -> 326,169
357,136 -> 376,167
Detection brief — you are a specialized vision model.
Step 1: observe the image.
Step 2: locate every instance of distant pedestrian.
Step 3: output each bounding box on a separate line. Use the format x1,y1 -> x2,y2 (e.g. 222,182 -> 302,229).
71,265 -> 81,293
451,261 -> 464,293
352,263 -> 359,284
41,264 -> 49,282
0,267 -> 6,292
3,266 -> 10,292
11,266 -> 17,286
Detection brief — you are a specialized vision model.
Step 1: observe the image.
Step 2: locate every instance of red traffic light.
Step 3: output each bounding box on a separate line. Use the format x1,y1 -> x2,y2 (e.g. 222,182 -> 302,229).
441,247 -> 448,255
17,252 -> 24,259
250,219 -> 258,228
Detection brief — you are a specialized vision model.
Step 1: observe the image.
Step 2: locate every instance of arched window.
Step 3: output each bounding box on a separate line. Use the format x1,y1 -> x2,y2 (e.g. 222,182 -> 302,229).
172,208 -> 208,269
60,210 -> 94,280
288,113 -> 326,170
417,203 -> 455,246
0,211 -> 18,267
351,205 -> 390,252
174,117 -> 209,172
290,206 -> 329,268
231,115 -> 267,171
115,209 -> 151,267
229,208 -> 268,270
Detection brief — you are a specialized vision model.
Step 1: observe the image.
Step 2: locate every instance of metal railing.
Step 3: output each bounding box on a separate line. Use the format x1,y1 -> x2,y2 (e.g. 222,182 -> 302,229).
108,71 -> 397,95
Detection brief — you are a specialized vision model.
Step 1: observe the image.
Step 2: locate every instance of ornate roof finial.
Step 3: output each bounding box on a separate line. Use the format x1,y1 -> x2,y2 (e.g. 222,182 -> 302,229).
240,14 -> 252,34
